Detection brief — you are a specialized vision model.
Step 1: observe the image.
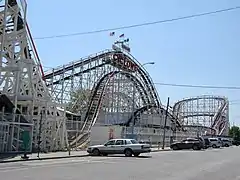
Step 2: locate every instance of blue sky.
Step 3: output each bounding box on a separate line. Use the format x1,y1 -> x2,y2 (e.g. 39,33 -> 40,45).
27,0 -> 240,125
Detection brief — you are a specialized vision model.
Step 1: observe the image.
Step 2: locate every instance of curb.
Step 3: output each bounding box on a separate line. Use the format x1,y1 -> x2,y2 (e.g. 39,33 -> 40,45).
0,149 -> 171,164
0,154 -> 89,164
151,149 -> 171,152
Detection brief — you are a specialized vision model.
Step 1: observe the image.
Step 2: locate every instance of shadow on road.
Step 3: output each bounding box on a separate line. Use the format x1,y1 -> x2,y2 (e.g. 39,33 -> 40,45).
92,155 -> 152,158
0,153 -> 19,161
171,147 -> 227,152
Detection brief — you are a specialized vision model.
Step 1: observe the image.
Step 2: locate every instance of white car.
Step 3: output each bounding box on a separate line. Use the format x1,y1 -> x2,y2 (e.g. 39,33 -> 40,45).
87,138 -> 151,157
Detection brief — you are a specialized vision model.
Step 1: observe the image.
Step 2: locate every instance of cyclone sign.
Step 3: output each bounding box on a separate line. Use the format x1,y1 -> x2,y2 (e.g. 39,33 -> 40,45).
111,53 -> 138,72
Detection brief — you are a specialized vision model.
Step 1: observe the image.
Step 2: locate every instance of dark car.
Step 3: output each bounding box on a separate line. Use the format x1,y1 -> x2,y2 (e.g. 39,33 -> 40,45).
232,140 -> 240,146
196,136 -> 208,149
203,138 -> 211,149
170,138 -> 204,150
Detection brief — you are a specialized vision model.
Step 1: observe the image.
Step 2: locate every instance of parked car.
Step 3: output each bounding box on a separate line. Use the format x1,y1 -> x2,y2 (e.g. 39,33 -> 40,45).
203,138 -> 211,149
170,138 -> 204,150
232,140 -> 240,146
221,138 -> 232,147
87,138 -> 151,157
208,138 -> 221,148
196,136 -> 210,149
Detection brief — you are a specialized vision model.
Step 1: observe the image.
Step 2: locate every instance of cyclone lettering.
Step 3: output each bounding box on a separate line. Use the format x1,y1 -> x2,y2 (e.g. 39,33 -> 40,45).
111,53 -> 137,72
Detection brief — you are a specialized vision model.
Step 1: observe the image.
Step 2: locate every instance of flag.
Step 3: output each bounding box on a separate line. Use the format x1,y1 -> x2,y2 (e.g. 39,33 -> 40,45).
109,32 -> 115,36
119,33 -> 124,38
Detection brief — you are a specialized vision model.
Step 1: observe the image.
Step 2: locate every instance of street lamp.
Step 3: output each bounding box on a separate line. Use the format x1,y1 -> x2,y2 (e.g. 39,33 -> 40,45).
142,62 -> 155,66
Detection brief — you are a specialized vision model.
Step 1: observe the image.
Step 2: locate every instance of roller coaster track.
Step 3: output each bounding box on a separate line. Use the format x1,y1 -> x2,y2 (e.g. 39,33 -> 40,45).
211,101 -> 228,130
69,70 -> 158,147
44,50 -> 160,107
173,96 -> 229,135
69,72 -> 183,147
120,104 -> 181,128
66,69 -> 156,146
44,48 -> 185,147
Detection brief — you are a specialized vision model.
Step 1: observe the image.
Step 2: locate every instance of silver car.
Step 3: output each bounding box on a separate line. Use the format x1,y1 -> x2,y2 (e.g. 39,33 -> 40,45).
87,138 -> 151,157
208,138 -> 222,148
221,139 -> 232,147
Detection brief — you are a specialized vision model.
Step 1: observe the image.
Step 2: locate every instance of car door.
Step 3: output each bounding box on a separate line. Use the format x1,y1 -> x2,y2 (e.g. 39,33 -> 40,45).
113,140 -> 125,154
104,139 -> 116,154
186,139 -> 195,149
179,139 -> 188,149
181,139 -> 193,149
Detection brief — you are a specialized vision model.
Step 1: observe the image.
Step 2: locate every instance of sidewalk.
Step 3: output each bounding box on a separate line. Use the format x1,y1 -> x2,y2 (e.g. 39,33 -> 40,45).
0,147 -> 171,164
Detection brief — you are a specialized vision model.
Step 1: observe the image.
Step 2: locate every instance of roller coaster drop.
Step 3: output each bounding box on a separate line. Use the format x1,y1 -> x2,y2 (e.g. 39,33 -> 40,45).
0,1 -> 229,153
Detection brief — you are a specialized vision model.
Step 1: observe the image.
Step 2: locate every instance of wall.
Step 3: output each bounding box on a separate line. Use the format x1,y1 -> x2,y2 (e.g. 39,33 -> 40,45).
90,125 -> 122,145
97,112 -> 172,127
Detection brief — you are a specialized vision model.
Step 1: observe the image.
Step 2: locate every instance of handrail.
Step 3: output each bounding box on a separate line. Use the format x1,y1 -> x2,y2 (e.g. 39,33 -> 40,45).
44,49 -> 112,77
26,23 -> 45,80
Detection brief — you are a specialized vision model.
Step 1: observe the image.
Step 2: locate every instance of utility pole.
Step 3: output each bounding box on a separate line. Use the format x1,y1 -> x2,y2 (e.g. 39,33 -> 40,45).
162,97 -> 170,149
37,110 -> 43,158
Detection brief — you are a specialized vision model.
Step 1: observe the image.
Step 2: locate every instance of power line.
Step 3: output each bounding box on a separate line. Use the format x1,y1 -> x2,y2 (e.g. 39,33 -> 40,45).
34,6 -> 240,40
154,82 -> 240,90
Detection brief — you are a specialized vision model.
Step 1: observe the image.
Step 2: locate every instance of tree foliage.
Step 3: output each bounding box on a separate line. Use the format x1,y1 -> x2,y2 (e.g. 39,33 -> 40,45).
229,126 -> 240,141
67,88 -> 92,114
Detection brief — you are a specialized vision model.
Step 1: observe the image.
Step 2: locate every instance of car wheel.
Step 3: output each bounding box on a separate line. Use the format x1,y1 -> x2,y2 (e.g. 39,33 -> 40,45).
133,153 -> 140,157
225,144 -> 229,147
124,149 -> 133,157
212,144 -> 217,148
92,148 -> 100,156
192,145 -> 199,150
172,145 -> 178,150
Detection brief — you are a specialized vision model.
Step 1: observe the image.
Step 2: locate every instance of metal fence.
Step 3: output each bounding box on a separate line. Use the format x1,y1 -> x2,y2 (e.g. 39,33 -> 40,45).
0,112 -> 33,153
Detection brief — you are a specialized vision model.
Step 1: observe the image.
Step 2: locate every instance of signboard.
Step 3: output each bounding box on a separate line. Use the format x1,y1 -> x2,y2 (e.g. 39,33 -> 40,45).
121,44 -> 131,53
109,53 -> 138,72
112,44 -> 121,51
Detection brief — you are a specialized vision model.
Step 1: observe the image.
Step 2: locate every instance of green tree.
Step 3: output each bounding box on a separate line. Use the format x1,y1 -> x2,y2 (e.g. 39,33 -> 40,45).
67,88 -> 92,114
229,126 -> 240,141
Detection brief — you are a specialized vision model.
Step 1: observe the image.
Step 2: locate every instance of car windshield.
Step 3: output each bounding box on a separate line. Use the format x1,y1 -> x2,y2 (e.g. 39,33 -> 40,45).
130,139 -> 138,144
104,140 -> 115,146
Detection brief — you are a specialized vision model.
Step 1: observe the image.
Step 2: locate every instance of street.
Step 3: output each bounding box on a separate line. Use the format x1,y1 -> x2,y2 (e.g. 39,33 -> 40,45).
0,146 -> 240,180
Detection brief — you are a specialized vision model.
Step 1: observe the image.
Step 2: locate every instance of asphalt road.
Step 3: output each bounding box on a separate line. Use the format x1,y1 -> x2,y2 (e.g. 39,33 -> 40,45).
0,146 -> 240,180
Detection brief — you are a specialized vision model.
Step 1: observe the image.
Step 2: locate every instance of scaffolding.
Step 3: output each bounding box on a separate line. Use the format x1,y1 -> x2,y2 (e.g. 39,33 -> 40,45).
0,0 -> 67,152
